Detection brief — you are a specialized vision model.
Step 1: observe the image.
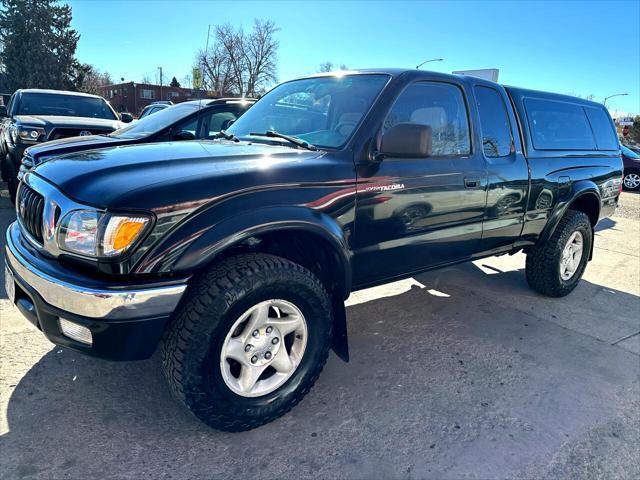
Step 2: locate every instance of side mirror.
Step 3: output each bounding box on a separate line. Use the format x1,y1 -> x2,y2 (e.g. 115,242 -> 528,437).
380,123 -> 432,158
120,112 -> 133,123
0,105 -> 7,117
174,130 -> 196,141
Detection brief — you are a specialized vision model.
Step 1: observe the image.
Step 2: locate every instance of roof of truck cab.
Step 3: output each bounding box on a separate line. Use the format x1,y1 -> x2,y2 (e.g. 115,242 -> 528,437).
299,68 -> 506,87
504,86 -> 606,109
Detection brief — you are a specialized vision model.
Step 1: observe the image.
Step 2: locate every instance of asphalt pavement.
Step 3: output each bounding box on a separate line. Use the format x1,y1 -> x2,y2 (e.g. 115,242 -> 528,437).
1,186 -> 638,479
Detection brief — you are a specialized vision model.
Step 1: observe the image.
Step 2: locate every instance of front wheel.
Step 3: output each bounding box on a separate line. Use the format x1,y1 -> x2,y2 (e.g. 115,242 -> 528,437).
162,253 -> 333,431
525,210 -> 592,297
623,170 -> 640,191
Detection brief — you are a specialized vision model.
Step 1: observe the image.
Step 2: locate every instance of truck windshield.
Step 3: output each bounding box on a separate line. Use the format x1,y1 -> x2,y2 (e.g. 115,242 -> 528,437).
17,93 -> 118,120
110,103 -> 199,139
227,74 -> 390,149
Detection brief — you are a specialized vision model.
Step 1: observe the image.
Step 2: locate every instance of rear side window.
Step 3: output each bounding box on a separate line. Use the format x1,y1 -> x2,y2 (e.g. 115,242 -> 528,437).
584,107 -> 618,150
384,82 -> 471,156
474,86 -> 512,157
524,98 -> 595,150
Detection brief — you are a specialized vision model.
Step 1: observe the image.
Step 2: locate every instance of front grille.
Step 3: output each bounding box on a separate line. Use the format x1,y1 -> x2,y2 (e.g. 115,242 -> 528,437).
47,127 -> 114,140
17,184 -> 45,243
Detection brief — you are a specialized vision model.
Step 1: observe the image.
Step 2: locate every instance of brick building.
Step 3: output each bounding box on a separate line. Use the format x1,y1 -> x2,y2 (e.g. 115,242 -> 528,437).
99,82 -> 217,116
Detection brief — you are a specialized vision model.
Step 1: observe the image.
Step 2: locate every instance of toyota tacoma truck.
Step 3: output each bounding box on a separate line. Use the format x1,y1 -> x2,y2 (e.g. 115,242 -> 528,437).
4,69 -> 623,431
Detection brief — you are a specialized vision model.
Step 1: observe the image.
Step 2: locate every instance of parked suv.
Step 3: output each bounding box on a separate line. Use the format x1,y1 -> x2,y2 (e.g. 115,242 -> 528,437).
0,89 -> 131,201
18,98 -> 255,180
5,69 -> 622,431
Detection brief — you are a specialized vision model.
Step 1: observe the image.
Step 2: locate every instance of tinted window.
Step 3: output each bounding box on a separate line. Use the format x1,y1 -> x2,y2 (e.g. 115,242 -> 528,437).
202,110 -> 238,139
384,82 -> 471,156
524,98 -> 595,150
474,86 -> 512,157
17,93 -> 117,120
111,102 -> 199,139
585,107 -> 618,150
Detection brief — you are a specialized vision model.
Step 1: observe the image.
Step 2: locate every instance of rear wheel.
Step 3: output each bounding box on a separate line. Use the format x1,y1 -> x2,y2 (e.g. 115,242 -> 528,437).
623,170 -> 640,191
525,210 -> 592,297
162,253 -> 332,431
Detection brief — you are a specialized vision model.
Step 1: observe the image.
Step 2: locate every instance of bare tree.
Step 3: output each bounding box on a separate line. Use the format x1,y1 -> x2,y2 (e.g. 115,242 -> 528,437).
77,64 -> 112,95
244,19 -> 279,97
196,40 -> 235,95
197,19 -> 279,97
318,61 -> 348,73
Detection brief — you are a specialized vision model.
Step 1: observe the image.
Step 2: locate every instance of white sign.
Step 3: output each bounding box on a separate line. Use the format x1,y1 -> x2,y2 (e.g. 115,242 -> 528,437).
452,69 -> 499,82
617,116 -> 634,126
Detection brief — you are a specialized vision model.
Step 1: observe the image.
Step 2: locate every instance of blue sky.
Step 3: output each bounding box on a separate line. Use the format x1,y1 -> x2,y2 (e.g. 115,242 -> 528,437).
69,0 -> 639,115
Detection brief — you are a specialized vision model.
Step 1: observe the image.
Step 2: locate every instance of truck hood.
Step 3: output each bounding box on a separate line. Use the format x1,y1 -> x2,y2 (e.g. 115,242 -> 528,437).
32,141 -> 325,209
25,134 -> 125,163
15,115 -> 123,130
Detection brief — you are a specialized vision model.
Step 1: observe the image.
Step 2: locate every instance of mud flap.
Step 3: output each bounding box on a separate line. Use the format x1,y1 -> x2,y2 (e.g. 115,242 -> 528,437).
331,297 -> 349,362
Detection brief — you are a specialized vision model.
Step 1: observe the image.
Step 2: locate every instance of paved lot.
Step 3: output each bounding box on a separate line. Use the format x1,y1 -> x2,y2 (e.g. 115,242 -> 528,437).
1,187 -> 639,479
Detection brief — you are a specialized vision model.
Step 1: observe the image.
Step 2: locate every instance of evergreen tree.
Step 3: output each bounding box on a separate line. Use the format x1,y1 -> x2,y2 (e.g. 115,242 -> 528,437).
0,0 -> 82,92
169,76 -> 180,88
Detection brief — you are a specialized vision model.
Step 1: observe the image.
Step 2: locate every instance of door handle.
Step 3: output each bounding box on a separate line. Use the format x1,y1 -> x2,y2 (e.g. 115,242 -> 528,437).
464,177 -> 481,189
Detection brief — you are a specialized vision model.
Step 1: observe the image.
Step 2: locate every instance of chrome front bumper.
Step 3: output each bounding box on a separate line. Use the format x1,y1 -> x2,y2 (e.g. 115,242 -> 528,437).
5,222 -> 187,320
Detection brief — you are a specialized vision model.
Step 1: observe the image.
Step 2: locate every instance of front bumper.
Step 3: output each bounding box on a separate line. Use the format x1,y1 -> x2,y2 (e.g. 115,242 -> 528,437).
5,222 -> 188,360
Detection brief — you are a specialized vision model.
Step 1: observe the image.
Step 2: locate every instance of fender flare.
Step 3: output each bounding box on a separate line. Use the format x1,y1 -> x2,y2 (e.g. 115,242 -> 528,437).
539,180 -> 600,258
169,205 -> 353,297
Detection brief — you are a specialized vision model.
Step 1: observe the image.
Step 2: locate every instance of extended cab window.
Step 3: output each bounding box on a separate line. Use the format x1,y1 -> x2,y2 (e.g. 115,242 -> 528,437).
384,82 -> 471,156
474,86 -> 512,157
524,98 -> 596,150
584,107 -> 618,150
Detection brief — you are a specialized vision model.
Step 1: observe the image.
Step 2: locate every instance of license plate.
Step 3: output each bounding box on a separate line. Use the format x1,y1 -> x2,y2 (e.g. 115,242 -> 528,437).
4,265 -> 15,304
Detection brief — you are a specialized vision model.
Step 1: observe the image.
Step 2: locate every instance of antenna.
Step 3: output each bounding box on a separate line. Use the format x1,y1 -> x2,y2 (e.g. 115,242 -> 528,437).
199,24 -> 212,108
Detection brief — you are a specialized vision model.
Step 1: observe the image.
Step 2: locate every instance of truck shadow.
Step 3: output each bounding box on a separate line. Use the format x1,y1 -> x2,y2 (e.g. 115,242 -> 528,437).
2,261 -> 639,479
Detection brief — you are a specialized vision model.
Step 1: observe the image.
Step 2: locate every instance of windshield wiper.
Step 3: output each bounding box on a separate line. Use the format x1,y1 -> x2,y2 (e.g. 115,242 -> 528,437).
249,130 -> 317,151
215,130 -> 239,142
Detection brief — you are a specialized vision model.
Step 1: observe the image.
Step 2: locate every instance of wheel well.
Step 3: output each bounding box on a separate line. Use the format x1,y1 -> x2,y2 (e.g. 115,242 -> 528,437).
212,229 -> 348,298
568,193 -> 599,227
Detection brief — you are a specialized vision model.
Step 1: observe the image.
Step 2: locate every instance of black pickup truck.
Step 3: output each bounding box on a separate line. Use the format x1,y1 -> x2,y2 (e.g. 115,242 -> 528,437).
0,89 -> 131,201
4,69 -> 623,431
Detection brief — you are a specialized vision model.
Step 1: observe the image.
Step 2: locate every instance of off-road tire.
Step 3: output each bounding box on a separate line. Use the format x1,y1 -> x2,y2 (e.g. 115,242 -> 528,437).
161,253 -> 333,431
525,210 -> 592,297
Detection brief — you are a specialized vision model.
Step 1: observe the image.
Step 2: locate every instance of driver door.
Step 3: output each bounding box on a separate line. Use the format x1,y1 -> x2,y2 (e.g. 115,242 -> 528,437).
352,81 -> 488,287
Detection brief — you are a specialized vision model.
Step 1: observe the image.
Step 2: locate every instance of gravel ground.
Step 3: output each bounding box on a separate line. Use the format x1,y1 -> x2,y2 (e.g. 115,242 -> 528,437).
1,187 -> 639,479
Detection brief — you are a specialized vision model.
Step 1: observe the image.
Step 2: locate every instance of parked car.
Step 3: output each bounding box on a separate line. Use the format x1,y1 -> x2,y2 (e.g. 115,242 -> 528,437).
138,101 -> 174,119
0,89 -> 132,201
18,98 -> 255,180
621,144 -> 640,190
5,69 -> 622,431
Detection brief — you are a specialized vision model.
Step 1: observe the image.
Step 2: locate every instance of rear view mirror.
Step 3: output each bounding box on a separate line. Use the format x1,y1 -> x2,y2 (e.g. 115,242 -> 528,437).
0,105 -> 7,117
120,112 -> 133,123
380,123 -> 432,158
174,130 -> 196,141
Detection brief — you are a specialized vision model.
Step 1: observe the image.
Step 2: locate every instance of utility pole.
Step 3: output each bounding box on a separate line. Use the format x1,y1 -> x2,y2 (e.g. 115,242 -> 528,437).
158,66 -> 163,100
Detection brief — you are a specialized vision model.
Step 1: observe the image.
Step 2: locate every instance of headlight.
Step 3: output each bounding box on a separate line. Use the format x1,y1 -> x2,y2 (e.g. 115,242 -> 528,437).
10,125 -> 45,144
58,210 -> 151,257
